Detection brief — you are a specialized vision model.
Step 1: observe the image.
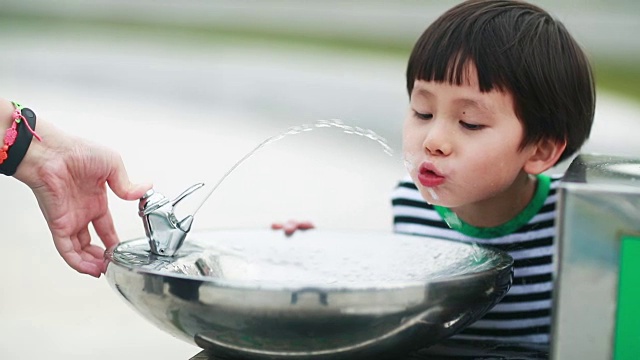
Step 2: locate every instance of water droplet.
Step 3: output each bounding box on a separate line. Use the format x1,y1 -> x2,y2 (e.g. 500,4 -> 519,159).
471,242 -> 482,263
427,187 -> 439,201
402,153 -> 416,172
443,212 -> 461,229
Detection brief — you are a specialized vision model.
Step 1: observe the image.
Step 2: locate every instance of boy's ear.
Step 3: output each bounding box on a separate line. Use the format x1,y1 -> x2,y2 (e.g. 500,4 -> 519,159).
523,138 -> 567,175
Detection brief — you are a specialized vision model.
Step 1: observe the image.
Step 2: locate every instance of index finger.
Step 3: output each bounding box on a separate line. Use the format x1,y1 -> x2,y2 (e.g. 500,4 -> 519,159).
106,151 -> 152,201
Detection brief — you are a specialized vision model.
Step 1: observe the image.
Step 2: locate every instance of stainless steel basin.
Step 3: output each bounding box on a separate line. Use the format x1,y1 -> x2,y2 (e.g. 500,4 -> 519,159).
105,229 -> 513,359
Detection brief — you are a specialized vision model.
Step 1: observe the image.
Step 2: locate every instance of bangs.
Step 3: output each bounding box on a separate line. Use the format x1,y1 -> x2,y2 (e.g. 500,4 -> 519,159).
406,22 -> 513,95
405,2 -> 529,95
425,52 -> 507,91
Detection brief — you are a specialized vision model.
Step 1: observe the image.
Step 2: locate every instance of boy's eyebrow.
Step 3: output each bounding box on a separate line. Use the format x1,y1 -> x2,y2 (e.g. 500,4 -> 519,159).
457,98 -> 493,114
414,88 -> 434,99
413,87 -> 493,114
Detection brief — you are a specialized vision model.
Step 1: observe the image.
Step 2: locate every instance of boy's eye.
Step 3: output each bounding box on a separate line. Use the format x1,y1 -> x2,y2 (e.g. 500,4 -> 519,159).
460,121 -> 484,130
414,111 -> 433,120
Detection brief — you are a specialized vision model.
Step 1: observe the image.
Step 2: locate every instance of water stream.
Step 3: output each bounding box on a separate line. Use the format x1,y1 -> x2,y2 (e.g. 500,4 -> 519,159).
191,119 -> 394,216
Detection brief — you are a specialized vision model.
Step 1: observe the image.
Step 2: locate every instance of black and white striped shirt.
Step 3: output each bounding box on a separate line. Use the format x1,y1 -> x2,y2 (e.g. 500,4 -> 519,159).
392,173 -> 561,344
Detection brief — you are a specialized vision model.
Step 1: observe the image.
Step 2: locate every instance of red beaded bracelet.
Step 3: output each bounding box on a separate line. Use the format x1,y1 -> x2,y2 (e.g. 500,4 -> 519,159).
0,102 -> 41,165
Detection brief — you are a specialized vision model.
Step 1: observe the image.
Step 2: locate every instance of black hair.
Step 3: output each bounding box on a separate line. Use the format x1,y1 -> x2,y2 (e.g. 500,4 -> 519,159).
406,0 -> 595,163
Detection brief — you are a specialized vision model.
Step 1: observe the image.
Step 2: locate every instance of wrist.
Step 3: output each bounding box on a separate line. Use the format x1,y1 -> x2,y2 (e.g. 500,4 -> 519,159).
0,100 -> 42,177
13,117 -> 68,189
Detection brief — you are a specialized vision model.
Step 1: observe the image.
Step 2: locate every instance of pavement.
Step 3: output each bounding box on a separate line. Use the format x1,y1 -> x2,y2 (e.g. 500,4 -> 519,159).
0,26 -> 639,360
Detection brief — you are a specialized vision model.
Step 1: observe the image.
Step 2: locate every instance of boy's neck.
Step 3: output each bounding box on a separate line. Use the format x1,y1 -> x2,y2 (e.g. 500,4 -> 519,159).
449,172 -> 538,228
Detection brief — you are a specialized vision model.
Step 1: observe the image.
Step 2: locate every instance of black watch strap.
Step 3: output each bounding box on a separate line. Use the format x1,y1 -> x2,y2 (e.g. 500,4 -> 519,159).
0,107 -> 37,176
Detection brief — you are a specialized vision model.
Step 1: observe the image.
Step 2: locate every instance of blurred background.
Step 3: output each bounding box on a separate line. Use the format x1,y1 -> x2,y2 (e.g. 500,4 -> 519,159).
0,1 -> 639,359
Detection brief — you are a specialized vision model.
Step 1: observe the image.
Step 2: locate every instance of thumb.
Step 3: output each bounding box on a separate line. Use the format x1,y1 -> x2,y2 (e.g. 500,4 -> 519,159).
107,154 -> 153,201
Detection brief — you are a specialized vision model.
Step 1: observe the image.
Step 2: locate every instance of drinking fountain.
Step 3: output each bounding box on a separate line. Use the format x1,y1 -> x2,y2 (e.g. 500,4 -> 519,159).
105,202 -> 514,359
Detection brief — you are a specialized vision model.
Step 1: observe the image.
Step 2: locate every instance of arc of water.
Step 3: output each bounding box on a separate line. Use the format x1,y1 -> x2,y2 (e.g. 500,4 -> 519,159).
191,119 -> 394,216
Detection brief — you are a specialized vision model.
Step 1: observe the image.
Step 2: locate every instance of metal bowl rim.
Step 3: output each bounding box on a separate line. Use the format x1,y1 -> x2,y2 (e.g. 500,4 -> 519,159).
105,228 -> 514,291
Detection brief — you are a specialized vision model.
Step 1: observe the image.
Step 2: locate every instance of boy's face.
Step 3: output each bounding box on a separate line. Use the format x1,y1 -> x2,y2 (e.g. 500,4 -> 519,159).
403,70 -> 537,209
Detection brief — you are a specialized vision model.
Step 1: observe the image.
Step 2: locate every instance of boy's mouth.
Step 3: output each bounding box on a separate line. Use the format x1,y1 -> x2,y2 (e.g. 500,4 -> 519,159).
418,162 -> 445,187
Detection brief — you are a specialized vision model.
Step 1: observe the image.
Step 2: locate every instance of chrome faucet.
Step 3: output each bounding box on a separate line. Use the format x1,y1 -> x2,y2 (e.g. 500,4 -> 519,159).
138,183 -> 205,256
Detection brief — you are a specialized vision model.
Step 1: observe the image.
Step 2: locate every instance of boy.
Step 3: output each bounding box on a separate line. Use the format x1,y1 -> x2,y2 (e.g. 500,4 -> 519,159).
392,0 -> 594,344
274,0 -> 594,346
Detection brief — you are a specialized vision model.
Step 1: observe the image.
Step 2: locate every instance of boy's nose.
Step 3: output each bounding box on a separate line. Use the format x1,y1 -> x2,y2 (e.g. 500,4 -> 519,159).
423,124 -> 452,156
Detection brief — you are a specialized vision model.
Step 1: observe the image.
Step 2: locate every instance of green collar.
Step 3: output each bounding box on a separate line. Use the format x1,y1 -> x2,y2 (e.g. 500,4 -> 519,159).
434,174 -> 551,238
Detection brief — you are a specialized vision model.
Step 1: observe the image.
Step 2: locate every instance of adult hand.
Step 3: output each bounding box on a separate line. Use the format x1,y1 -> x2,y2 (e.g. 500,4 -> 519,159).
14,119 -> 151,277
271,220 -> 315,236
